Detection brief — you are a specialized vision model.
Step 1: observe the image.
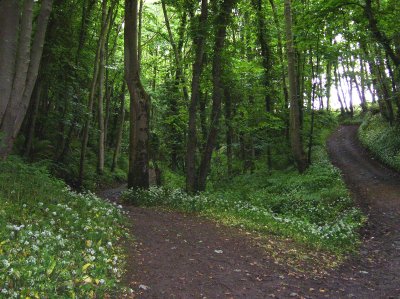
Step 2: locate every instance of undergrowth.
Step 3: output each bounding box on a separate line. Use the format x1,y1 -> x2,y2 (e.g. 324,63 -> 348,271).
359,113 -> 400,172
122,145 -> 365,254
0,157 -> 128,298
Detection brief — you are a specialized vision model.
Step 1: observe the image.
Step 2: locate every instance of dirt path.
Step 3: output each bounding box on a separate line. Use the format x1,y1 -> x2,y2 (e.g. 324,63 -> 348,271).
99,125 -> 400,298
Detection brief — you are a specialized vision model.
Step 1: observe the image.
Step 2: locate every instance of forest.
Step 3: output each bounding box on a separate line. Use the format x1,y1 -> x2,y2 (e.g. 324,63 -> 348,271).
0,0 -> 400,297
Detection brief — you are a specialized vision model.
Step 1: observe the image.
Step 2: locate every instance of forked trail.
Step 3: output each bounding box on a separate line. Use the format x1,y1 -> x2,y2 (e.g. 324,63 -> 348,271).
99,125 -> 400,298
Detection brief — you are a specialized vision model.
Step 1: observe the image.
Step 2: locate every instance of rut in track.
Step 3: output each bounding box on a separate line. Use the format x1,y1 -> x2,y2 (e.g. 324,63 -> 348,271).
99,125 -> 400,298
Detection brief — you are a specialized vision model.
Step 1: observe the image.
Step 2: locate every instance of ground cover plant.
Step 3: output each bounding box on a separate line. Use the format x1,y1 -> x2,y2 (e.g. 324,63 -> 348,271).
359,113 -> 400,172
123,144 -> 365,254
0,157 -> 128,298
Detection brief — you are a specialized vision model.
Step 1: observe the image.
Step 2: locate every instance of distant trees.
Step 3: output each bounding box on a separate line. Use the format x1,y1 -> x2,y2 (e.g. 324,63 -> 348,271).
1,0 -> 399,190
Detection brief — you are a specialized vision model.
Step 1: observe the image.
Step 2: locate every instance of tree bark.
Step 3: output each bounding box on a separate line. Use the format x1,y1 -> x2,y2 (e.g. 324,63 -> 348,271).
334,63 -> 346,115
224,87 -> 233,176
0,0 -> 53,159
78,0 -> 111,186
197,0 -> 237,192
111,83 -> 126,172
0,0 -> 19,124
186,0 -> 209,193
24,79 -> 42,158
284,0 -> 308,173
253,0 -> 273,169
125,0 -> 150,189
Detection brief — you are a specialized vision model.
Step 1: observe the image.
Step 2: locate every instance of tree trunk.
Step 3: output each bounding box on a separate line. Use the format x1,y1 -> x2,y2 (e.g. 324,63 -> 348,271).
224,87 -> 233,176
24,79 -> 43,158
0,0 -> 53,160
111,83 -> 126,172
253,0 -> 272,169
78,0 -> 111,186
125,0 -> 150,189
98,28 -> 106,174
359,55 -> 368,112
284,0 -> 308,173
0,1 -> 19,124
197,0 -> 237,192
186,0 -> 209,193
364,0 -> 400,67
269,0 -> 289,109
334,63 -> 346,115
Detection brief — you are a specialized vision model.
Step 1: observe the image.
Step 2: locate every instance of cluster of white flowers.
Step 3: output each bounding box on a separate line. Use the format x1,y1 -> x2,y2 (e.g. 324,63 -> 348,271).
0,187 -> 128,297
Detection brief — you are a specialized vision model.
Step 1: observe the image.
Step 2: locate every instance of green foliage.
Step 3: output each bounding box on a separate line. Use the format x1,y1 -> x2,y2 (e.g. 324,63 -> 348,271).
0,157 -> 128,298
122,145 -> 365,254
359,114 -> 400,172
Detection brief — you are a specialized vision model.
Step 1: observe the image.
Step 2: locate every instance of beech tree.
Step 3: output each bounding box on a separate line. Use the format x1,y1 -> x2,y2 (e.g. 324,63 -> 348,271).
0,0 -> 53,159
125,0 -> 150,189
2,0 -> 397,191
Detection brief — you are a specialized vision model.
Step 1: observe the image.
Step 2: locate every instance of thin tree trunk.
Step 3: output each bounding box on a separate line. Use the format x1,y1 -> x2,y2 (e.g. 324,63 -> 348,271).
24,79 -> 43,158
224,87 -> 233,176
284,0 -> 308,173
98,26 -> 106,174
138,0 -> 144,72
111,83 -> 126,172
269,0 -> 289,108
334,63 -> 346,115
78,1 -> 111,186
253,0 -> 272,169
359,55 -> 368,112
326,60 -> 332,111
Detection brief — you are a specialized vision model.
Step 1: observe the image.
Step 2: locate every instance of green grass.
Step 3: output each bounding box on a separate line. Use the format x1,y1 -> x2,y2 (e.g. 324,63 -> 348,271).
0,157 -> 128,298
359,113 -> 400,172
122,145 -> 365,254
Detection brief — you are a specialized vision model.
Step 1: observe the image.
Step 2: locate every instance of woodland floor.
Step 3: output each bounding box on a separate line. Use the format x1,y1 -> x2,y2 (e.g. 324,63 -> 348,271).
98,125 -> 400,298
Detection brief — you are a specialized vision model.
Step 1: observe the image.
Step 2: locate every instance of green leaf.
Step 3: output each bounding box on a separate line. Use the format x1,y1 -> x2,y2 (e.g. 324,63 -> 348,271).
47,260 -> 57,276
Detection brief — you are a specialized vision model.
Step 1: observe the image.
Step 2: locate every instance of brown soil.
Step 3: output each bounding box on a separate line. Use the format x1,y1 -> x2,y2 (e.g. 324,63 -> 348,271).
99,125 -> 400,298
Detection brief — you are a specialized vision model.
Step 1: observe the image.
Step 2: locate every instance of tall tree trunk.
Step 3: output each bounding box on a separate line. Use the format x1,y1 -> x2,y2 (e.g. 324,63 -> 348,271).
125,0 -> 150,189
98,29 -> 106,174
0,1 -> 19,124
197,0 -> 237,192
253,0 -> 272,169
0,0 -> 53,159
359,55 -> 368,112
326,60 -> 332,111
334,63 -> 346,115
78,1 -> 111,186
269,0 -> 289,102
224,87 -> 233,176
24,79 -> 43,158
111,83 -> 126,172
186,0 -> 209,193
284,0 -> 308,173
